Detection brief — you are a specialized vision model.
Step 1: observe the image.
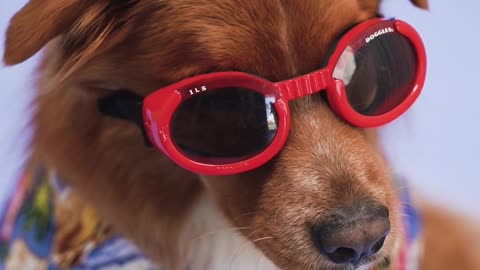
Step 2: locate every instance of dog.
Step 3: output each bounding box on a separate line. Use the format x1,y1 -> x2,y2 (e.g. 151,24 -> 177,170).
2,0 -> 480,269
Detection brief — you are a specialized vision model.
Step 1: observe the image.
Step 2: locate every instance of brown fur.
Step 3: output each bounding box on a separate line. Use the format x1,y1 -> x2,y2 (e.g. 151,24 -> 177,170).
3,0 -> 479,269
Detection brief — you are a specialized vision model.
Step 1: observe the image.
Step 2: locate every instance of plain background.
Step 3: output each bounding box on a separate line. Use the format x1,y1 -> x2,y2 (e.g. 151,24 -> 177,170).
0,1 -> 479,217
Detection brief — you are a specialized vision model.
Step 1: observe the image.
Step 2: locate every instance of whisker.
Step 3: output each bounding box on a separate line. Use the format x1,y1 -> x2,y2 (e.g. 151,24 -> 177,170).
233,212 -> 257,223
250,236 -> 273,244
186,226 -> 251,254
274,208 -> 281,225
190,226 -> 251,243
229,235 -> 273,270
245,228 -> 264,239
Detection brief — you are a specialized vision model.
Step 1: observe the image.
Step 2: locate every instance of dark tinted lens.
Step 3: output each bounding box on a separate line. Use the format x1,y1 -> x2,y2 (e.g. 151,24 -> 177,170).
171,87 -> 278,164
333,32 -> 417,116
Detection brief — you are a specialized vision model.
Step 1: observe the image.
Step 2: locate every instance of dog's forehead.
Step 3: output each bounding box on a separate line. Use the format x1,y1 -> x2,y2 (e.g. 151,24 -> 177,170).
138,0 -> 379,82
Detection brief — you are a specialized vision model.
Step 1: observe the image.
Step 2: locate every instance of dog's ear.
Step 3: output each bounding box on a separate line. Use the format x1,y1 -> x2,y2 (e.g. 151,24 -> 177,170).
410,0 -> 429,9
3,0 -> 86,66
4,0 -> 136,79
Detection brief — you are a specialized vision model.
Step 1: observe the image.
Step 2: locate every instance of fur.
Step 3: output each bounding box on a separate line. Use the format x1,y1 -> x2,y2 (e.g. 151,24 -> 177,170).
3,0 -> 479,269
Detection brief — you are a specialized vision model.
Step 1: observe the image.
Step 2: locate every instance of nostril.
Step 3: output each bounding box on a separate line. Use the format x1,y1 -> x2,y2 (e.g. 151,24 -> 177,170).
329,247 -> 359,264
313,233 -> 387,265
371,235 -> 387,254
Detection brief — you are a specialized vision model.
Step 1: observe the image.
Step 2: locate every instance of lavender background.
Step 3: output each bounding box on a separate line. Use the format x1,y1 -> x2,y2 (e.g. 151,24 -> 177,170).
0,1 -> 479,216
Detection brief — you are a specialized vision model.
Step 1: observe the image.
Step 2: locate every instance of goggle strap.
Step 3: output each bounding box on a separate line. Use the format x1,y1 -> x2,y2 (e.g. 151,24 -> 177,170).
97,90 -> 153,148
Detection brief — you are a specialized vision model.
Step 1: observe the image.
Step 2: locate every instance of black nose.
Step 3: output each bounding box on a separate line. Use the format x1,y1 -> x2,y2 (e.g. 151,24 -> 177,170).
311,202 -> 390,265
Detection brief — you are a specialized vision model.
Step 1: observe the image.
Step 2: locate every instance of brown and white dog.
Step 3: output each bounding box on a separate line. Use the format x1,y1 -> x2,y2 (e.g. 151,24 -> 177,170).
2,0 -> 480,269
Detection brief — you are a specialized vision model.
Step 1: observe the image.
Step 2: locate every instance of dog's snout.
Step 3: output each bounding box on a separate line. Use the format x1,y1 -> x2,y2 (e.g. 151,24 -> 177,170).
311,202 -> 390,265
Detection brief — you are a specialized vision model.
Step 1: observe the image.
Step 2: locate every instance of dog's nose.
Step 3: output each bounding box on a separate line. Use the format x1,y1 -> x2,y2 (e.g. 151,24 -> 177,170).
311,202 -> 390,265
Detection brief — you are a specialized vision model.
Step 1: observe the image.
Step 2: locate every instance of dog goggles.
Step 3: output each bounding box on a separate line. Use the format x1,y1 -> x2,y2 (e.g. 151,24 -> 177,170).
99,18 -> 426,176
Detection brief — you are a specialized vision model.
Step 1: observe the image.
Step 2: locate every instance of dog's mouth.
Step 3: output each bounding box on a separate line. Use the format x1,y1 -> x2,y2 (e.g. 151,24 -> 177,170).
350,254 -> 389,270
310,255 -> 389,270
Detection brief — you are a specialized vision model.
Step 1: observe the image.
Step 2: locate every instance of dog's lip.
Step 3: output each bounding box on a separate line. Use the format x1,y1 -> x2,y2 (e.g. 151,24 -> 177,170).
352,255 -> 384,269
313,254 -> 385,270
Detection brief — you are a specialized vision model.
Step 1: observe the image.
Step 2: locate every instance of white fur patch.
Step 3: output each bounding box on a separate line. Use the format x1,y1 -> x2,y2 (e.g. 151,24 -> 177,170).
178,193 -> 280,270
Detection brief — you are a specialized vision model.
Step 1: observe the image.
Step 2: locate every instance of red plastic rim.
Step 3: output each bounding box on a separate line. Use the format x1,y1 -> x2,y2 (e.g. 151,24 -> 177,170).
143,18 -> 427,175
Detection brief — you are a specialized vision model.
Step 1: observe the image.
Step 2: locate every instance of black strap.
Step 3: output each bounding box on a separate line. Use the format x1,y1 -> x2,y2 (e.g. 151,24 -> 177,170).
97,90 -> 153,147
